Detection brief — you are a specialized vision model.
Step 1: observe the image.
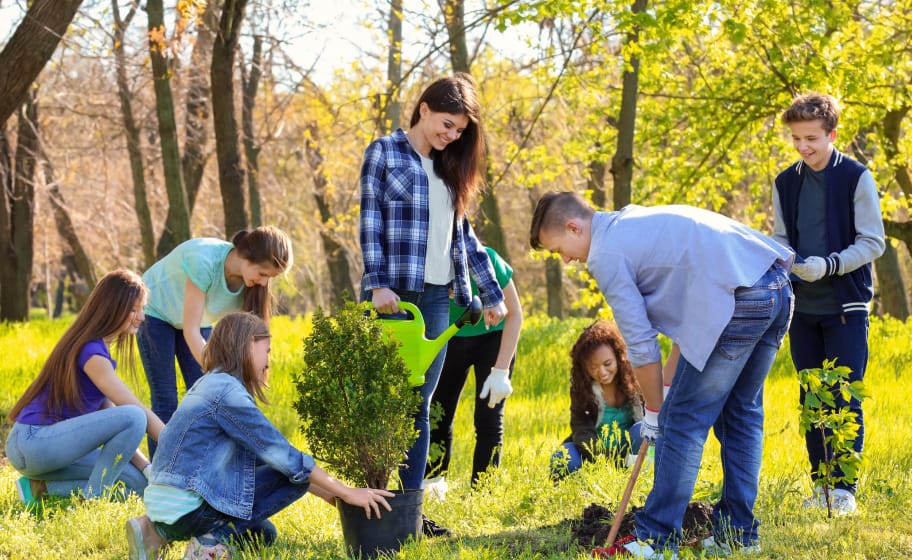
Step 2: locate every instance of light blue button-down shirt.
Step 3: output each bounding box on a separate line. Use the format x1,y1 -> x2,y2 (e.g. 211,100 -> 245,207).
587,205 -> 793,371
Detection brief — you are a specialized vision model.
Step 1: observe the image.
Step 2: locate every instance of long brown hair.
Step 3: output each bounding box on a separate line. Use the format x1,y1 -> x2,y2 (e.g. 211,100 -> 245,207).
8,269 -> 148,422
232,226 -> 293,325
569,320 -> 640,418
201,312 -> 270,404
409,72 -> 485,216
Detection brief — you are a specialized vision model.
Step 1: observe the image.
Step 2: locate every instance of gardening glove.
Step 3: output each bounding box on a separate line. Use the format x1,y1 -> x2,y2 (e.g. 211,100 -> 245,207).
480,367 -> 513,408
642,407 -> 660,442
142,464 -> 153,481
792,255 -> 840,282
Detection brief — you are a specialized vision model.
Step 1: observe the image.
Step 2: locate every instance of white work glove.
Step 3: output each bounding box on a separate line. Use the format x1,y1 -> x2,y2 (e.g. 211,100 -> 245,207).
642,407 -> 660,442
792,255 -> 840,282
142,464 -> 153,481
663,384 -> 671,400
479,367 -> 513,408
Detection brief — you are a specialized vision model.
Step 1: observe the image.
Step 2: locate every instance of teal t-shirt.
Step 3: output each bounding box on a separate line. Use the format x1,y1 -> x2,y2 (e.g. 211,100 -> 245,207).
597,404 -> 634,451
143,238 -> 243,328
450,247 -> 512,338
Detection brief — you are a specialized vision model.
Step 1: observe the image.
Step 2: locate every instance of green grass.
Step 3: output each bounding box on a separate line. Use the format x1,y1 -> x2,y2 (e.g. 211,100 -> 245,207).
2,314 -> 912,558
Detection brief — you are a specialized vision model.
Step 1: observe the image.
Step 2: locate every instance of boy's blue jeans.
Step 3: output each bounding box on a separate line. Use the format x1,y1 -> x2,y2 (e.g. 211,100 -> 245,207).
362,283 -> 450,491
136,315 -> 212,457
634,264 -> 793,550
788,311 -> 868,494
6,405 -> 148,498
153,464 -> 309,546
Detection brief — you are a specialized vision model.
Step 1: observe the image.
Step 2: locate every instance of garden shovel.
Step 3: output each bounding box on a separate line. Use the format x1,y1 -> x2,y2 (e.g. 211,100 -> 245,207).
602,439 -> 651,553
375,296 -> 484,387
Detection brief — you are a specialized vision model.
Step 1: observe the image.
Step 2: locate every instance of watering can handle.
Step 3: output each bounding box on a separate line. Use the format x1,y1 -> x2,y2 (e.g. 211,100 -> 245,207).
369,301 -> 423,323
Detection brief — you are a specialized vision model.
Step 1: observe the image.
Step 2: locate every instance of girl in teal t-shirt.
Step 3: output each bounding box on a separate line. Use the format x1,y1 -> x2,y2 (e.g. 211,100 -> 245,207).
137,226 -> 292,457
550,320 -> 644,479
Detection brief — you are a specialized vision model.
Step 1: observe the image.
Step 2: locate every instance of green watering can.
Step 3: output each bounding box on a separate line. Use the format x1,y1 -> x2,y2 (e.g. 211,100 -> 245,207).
376,296 -> 484,387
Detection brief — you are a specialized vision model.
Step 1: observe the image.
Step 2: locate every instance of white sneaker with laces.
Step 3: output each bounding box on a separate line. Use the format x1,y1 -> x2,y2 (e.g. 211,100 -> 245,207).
700,535 -> 761,557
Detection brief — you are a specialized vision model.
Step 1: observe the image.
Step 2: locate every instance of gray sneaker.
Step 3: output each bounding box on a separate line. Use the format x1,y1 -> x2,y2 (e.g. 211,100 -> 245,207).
802,487 -> 857,515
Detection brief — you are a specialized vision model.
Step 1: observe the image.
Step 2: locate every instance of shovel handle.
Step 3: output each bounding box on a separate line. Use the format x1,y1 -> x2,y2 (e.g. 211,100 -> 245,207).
606,439 -> 650,547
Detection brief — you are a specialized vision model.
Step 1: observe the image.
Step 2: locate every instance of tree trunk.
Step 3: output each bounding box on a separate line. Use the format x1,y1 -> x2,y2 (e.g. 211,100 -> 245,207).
0,0 -> 84,126
384,0 -> 403,133
304,124 -> 355,306
588,151 -> 607,209
609,0 -> 647,210
211,0 -> 250,236
183,0 -> 219,215
873,241 -> 909,319
149,0 -> 191,258
0,93 -> 39,321
39,141 -> 97,289
441,0 -> 509,260
545,257 -> 563,319
441,0 -> 468,74
242,34 -> 263,227
112,0 -> 155,270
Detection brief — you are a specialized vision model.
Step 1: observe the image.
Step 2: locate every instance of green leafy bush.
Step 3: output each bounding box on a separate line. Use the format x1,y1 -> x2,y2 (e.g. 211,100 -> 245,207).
293,301 -> 421,489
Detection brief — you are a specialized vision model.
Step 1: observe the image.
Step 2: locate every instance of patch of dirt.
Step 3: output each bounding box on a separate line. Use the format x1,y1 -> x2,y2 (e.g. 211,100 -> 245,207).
570,501 -> 714,548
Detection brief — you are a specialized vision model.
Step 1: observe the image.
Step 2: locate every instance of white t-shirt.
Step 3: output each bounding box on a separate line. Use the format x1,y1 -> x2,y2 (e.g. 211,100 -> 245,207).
420,154 -> 455,285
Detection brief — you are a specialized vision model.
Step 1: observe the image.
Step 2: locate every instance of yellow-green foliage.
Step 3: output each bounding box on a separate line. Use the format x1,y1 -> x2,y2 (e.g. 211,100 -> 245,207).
1,314 -> 912,558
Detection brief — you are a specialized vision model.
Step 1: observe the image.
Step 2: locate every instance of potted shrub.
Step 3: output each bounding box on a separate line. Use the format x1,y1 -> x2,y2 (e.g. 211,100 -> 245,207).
294,300 -> 423,559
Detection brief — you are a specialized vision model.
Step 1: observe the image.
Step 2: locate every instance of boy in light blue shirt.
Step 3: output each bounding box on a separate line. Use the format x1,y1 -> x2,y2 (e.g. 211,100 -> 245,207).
530,191 -> 794,559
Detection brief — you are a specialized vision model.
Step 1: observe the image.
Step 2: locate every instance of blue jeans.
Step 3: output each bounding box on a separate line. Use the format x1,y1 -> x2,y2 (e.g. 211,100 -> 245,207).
635,264 -> 793,550
549,422 -> 644,480
5,405 -> 148,499
137,315 -> 211,457
153,464 -> 309,546
788,311 -> 868,494
363,283 -> 450,490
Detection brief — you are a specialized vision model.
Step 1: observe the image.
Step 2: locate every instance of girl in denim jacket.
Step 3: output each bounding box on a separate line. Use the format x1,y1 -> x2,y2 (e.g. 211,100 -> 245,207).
126,312 -> 393,560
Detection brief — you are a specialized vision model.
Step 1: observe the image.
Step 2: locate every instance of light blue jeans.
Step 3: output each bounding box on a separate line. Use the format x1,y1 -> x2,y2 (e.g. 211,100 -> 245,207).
363,283 -> 450,490
5,405 -> 148,499
634,264 -> 793,550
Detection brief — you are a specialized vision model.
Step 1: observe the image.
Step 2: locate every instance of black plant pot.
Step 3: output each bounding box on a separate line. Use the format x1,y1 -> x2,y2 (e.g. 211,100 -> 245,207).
336,489 -> 423,559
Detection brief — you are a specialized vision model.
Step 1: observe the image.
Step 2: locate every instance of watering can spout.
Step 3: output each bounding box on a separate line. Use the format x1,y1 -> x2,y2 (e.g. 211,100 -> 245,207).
454,296 -> 484,329
373,296 -> 484,387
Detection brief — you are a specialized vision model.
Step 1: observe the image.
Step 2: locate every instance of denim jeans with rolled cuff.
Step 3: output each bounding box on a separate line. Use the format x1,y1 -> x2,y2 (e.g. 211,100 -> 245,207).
634,263 -> 793,551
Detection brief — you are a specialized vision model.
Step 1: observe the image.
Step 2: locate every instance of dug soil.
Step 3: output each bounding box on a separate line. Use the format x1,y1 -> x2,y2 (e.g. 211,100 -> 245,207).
570,501 -> 714,548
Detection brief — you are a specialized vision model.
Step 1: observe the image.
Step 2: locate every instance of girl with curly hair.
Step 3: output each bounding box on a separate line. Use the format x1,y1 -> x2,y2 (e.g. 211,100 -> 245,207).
550,320 -> 644,479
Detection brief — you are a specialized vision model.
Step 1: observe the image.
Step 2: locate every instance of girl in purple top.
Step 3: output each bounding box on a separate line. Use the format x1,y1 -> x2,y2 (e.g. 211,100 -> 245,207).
5,269 -> 165,506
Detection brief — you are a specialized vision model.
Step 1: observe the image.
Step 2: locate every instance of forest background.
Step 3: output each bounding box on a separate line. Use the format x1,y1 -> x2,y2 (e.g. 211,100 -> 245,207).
1,0 -> 912,323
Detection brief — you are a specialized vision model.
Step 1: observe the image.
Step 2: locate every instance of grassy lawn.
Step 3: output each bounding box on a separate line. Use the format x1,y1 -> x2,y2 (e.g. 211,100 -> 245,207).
1,313 -> 911,559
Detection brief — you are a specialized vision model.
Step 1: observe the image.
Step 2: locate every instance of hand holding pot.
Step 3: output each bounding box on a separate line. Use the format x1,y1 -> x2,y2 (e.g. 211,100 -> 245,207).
480,367 -> 513,408
341,487 -> 395,519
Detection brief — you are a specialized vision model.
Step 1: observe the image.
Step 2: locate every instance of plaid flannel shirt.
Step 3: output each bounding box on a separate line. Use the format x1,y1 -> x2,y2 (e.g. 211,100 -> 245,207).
359,129 -> 504,308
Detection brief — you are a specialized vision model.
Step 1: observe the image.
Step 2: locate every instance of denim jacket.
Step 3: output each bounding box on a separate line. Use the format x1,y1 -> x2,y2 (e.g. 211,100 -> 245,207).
150,372 -> 316,520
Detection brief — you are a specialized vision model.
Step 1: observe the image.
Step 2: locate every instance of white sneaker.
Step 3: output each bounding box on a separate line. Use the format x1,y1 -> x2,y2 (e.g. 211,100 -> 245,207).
605,535 -> 676,559
802,487 -> 857,515
829,489 -> 858,515
422,476 -> 449,501
700,535 -> 761,557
